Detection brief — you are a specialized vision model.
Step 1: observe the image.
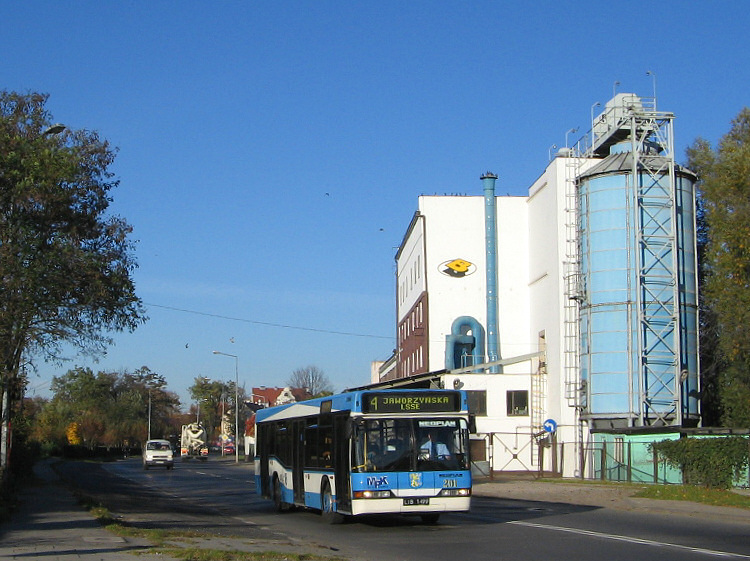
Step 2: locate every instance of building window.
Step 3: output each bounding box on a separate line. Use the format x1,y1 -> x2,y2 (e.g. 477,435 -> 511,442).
506,390 -> 528,416
466,390 -> 487,417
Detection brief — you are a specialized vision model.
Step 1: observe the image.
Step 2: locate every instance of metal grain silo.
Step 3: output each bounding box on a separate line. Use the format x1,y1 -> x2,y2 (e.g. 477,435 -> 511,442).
578,94 -> 699,429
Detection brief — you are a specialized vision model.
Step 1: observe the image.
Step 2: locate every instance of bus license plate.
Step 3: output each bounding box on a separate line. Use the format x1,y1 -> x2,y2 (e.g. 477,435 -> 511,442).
403,497 -> 430,506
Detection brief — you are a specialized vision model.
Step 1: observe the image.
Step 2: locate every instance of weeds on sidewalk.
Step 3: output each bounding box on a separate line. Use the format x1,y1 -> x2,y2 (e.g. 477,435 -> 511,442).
151,548 -> 345,561
79,493 -> 346,561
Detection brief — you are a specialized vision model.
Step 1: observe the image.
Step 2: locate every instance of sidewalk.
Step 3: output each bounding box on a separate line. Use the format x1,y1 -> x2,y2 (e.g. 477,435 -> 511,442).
0,459 -> 179,561
472,476 -> 750,525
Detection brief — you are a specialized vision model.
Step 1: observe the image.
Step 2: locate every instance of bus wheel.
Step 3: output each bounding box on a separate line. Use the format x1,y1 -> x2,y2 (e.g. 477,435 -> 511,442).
273,476 -> 285,512
320,480 -> 344,524
421,513 -> 440,524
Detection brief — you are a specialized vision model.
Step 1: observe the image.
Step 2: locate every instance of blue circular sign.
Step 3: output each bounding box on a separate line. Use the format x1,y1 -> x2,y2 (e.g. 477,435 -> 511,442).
543,419 -> 557,433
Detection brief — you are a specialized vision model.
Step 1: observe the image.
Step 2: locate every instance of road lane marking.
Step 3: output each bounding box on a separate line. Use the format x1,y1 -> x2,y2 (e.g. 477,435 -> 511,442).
195,471 -> 224,478
509,521 -> 750,559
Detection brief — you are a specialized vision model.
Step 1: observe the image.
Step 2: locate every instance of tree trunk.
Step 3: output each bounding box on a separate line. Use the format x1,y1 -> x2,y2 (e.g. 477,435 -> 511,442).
0,384 -> 10,486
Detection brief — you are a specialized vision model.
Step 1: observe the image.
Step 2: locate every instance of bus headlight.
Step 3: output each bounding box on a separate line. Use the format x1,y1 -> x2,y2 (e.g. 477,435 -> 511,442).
438,488 -> 471,497
353,490 -> 394,499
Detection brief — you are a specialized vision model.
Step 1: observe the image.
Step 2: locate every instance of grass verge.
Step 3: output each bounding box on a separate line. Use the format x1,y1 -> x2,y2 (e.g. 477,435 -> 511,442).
633,485 -> 750,509
537,477 -> 750,510
150,548 -> 344,561
79,494 -> 346,561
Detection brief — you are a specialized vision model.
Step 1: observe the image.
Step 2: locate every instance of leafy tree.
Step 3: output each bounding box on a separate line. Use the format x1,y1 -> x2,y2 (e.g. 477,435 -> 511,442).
0,91 -> 146,480
37,366 -> 179,450
188,376 -> 247,441
694,175 -> 724,426
66,422 -> 81,446
22,395 -> 50,445
687,108 -> 750,427
7,394 -> 46,479
188,377 -> 225,441
129,366 -> 181,440
287,365 -> 333,397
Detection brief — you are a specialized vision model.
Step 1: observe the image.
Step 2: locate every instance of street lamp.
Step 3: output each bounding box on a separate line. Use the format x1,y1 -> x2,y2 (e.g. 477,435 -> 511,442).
548,144 -> 557,161
646,70 -> 657,110
213,350 -> 239,463
565,127 -> 578,149
590,102 -> 601,148
220,390 -> 226,456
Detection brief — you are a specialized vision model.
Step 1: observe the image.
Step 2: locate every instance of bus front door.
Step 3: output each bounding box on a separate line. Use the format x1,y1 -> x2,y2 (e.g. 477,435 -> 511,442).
259,426 -> 270,498
333,414 -> 351,513
293,420 -> 305,505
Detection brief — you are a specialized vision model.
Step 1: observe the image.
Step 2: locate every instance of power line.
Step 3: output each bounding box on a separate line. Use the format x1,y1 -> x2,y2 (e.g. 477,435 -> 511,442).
144,302 -> 394,341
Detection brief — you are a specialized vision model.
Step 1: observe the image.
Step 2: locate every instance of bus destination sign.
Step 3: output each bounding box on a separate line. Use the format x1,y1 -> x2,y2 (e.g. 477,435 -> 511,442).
362,391 -> 461,414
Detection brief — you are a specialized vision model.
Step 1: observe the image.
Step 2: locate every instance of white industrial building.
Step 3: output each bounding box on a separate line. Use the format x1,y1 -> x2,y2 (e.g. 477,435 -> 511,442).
370,93 -> 700,480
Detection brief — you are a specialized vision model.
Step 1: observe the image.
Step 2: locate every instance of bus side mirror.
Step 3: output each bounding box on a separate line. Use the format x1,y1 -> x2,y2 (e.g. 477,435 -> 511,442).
469,415 -> 477,434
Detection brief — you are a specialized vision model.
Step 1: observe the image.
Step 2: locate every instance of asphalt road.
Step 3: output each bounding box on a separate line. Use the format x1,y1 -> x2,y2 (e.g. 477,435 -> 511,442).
55,458 -> 750,561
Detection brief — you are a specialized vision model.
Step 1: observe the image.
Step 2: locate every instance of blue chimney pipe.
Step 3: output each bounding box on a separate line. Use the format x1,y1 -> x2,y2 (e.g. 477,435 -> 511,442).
482,172 -> 501,373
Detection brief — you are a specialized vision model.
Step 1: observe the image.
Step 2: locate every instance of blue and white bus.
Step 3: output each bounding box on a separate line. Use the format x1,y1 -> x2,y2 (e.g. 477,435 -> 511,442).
254,389 -> 472,523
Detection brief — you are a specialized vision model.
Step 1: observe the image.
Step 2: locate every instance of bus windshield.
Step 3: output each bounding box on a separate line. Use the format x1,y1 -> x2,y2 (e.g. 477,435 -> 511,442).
353,417 -> 469,473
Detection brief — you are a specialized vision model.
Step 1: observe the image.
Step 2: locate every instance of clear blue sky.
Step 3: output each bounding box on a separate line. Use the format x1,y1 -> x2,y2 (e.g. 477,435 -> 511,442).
5,2 -> 748,408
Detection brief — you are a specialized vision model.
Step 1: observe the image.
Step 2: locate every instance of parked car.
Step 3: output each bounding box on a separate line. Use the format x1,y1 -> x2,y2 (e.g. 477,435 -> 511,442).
143,439 -> 174,470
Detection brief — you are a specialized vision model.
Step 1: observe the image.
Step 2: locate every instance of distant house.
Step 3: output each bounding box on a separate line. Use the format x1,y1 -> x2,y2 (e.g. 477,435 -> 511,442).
244,386 -> 314,457
250,386 -> 313,408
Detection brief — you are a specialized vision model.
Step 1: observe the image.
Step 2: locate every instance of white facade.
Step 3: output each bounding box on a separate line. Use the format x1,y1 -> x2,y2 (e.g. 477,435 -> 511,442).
424,195 -> 531,372
525,158 -> 598,475
384,94 -> 698,478
389,158 -> 588,476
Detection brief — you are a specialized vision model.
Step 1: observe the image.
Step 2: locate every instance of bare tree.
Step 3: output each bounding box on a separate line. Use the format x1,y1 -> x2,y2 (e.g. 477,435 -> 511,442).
287,366 -> 333,397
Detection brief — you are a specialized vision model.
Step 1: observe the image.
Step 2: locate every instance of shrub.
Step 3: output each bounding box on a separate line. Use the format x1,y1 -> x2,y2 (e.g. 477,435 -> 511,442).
649,436 -> 749,489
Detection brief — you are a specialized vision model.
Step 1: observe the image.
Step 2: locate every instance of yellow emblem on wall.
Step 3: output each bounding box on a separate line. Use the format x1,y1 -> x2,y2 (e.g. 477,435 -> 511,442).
440,258 -> 476,278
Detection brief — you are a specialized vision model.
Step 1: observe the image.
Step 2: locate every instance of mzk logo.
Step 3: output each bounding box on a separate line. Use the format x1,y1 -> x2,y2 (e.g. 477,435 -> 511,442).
410,473 -> 423,488
439,258 -> 476,278
367,476 -> 388,487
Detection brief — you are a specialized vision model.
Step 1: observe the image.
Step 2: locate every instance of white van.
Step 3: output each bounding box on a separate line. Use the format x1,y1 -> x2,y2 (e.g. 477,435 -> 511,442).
143,439 -> 174,470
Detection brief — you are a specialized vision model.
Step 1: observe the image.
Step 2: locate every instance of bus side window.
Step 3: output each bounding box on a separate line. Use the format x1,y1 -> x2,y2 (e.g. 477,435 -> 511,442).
304,422 -> 318,468
321,448 -> 332,466
320,426 -> 333,468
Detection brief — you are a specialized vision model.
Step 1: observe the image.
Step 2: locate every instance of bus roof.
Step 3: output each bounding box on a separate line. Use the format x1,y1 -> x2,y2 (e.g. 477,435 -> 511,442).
254,388 -> 467,424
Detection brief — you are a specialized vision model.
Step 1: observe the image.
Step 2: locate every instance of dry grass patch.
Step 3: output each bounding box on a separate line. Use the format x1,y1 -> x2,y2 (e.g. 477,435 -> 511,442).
634,485 -> 750,509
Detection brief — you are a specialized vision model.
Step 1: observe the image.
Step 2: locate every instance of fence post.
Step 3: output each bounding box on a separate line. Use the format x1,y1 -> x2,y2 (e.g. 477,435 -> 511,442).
489,433 -> 494,481
579,440 -> 585,480
539,440 -> 544,478
627,442 -> 632,483
600,441 -> 606,481
551,433 -> 558,475
653,447 -> 659,484
559,440 -> 564,477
